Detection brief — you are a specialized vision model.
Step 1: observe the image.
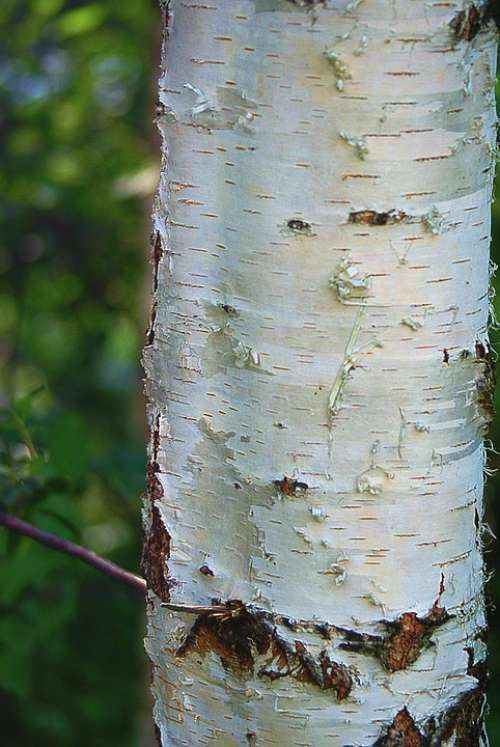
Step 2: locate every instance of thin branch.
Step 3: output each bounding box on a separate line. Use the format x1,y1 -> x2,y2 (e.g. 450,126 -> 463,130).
0,510 -> 146,595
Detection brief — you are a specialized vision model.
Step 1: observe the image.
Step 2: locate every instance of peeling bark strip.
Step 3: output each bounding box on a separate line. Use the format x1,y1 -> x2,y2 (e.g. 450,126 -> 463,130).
339,601 -> 449,672
474,342 -> 496,428
176,602 -> 352,699
145,0 -> 497,744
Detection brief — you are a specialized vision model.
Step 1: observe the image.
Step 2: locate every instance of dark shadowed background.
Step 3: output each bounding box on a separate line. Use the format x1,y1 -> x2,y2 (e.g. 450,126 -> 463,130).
0,3 -> 499,745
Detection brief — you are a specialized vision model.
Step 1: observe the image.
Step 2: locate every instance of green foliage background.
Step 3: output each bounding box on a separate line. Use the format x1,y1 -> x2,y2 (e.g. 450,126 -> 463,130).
0,1 -> 157,743
0,3 -> 499,745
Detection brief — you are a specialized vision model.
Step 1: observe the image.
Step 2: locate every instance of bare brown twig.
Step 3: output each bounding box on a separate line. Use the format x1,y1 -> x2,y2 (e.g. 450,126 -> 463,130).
0,510 -> 146,595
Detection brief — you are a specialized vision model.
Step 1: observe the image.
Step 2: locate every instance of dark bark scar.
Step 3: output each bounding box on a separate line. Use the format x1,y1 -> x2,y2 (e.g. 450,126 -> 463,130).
219,302 -> 239,316
199,564 -> 214,576
287,218 -> 312,233
176,601 -> 353,700
146,302 -> 157,346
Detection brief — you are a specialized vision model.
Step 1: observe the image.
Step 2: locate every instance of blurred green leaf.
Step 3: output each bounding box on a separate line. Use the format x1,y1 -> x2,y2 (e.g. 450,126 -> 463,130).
29,0 -> 66,17
58,5 -> 106,37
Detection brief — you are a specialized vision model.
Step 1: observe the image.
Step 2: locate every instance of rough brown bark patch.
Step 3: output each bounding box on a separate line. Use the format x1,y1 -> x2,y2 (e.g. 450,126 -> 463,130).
381,604 -> 449,672
339,602 -> 449,672
176,602 -> 352,700
374,708 -> 428,747
318,650 -> 352,700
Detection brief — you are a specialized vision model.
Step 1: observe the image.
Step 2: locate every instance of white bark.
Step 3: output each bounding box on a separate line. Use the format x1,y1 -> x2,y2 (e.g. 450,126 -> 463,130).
143,1 -> 497,744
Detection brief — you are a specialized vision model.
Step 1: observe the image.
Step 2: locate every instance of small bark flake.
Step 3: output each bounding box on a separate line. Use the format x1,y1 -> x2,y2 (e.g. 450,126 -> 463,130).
349,209 -> 407,226
273,476 -> 309,496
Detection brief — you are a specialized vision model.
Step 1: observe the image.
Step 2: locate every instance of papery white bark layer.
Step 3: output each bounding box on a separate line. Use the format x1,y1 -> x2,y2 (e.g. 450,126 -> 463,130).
143,2 -> 497,744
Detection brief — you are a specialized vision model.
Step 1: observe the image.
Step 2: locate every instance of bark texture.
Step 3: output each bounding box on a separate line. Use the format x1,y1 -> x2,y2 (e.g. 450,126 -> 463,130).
143,1 -> 497,744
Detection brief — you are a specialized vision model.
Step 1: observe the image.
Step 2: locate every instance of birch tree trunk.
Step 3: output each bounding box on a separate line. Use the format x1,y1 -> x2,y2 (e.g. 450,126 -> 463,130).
142,1 -> 498,744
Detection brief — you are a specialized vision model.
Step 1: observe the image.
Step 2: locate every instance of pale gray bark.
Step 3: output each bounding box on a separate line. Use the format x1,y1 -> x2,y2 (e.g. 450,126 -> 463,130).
143,2 -> 497,744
